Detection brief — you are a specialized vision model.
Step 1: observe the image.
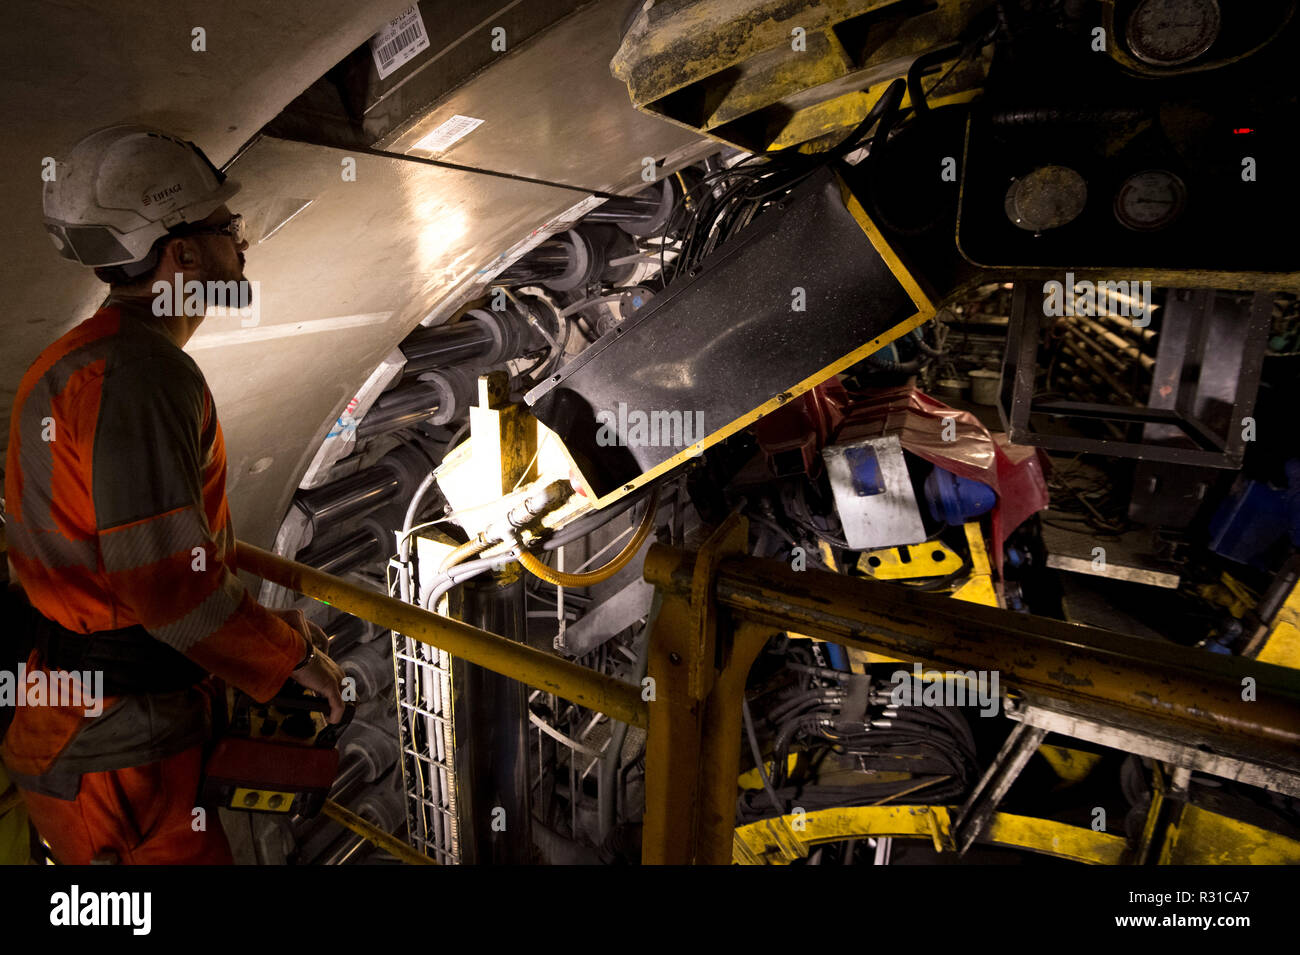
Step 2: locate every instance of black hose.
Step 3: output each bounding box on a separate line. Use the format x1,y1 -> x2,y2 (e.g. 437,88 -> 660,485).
742,698 -> 785,816
886,705 -> 977,765
770,712 -> 831,788
784,662 -> 850,683
765,689 -> 842,726
907,43 -> 963,120
765,78 -> 906,165
787,482 -> 850,550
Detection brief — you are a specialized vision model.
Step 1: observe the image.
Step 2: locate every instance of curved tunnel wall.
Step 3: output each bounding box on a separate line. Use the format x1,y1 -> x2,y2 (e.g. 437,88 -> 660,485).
1,0 -> 711,554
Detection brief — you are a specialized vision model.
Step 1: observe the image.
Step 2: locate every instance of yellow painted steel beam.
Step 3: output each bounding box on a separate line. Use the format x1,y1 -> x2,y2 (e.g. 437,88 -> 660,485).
695,621 -> 771,864
1158,803 -> 1300,865
643,546 -> 1300,760
735,805 -> 955,864
1256,581 -> 1300,670
235,540 -> 648,729
642,514 -> 753,864
641,586 -> 706,864
1037,744 -> 1103,786
611,0 -> 992,154
734,805 -> 1126,864
984,813 -> 1127,865
734,806 -> 932,864
322,799 -> 436,866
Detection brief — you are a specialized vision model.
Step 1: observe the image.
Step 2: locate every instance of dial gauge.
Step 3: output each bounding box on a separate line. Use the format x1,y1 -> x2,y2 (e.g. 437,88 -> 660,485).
1114,169 -> 1187,231
1127,0 -> 1221,66
1004,165 -> 1088,233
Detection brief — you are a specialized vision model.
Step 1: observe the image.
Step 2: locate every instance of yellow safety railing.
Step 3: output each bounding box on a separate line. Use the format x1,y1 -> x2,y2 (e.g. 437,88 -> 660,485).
236,541 -> 647,729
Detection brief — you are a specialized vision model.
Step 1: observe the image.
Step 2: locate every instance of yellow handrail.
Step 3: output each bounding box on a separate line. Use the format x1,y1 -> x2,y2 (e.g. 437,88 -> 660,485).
235,540 -> 648,728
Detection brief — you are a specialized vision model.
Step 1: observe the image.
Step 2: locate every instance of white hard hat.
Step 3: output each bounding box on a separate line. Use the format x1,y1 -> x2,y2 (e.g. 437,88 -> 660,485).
43,125 -> 240,270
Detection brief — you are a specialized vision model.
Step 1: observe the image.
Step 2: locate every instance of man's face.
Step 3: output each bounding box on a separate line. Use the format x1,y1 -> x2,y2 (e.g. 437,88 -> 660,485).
191,204 -> 249,284
178,203 -> 254,315
141,204 -> 254,341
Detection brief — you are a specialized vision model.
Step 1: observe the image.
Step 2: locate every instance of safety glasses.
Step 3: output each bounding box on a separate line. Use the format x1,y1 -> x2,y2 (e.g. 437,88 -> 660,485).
180,213 -> 247,245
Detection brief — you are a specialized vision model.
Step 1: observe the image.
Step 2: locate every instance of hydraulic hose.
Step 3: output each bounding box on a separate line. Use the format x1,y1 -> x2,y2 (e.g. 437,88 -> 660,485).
423,556 -> 512,611
541,481 -> 654,550
439,534 -> 492,573
520,490 -> 659,588
398,471 -> 438,564
742,697 -> 785,817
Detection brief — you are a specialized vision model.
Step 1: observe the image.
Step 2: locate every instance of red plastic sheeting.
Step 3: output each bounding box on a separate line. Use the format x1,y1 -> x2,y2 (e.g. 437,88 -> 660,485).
833,384 -> 1049,572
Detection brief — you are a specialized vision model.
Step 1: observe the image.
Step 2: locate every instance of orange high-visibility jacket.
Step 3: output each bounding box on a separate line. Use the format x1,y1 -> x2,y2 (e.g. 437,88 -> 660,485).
2,299 -> 305,794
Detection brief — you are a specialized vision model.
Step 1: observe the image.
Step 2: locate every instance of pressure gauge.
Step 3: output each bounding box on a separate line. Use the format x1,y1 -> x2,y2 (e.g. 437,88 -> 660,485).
1004,165 -> 1088,233
1126,0 -> 1220,66
1114,169 -> 1187,231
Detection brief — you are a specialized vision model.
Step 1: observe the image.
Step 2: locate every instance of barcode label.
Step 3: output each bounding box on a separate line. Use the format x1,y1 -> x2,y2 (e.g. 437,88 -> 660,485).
370,5 -> 430,80
412,114 -> 485,155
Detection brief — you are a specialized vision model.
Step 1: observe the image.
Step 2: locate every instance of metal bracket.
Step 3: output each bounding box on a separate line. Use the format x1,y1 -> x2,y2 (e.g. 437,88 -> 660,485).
1010,696 -> 1300,798
686,512 -> 749,701
951,721 -> 1048,853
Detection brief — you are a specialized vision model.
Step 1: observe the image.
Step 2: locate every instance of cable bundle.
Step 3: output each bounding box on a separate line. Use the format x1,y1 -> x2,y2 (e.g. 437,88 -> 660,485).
739,670 -> 979,823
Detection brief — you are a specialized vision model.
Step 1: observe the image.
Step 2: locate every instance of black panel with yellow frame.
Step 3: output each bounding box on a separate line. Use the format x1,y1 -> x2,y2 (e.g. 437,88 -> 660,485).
524,165 -> 935,508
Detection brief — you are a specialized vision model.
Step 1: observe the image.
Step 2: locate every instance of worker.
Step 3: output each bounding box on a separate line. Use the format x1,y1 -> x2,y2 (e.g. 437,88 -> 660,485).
1,125 -> 346,864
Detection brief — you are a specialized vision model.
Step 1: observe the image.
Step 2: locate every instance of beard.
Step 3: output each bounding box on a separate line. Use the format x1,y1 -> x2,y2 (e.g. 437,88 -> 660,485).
202,254 -> 253,310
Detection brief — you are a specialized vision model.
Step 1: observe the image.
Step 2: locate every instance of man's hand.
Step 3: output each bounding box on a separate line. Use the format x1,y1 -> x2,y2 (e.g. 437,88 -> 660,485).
272,608 -> 345,723
270,608 -> 329,651
290,651 -> 347,724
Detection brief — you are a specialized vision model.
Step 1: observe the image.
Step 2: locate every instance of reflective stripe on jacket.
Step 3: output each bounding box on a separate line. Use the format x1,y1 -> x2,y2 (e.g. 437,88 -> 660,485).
2,299 -> 305,786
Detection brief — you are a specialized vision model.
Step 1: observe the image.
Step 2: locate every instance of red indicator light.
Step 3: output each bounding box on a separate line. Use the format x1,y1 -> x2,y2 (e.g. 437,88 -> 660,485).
1232,127 -> 1255,134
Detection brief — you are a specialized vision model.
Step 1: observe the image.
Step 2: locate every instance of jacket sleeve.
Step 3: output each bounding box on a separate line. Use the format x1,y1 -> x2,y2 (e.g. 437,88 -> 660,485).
89,354 -> 306,701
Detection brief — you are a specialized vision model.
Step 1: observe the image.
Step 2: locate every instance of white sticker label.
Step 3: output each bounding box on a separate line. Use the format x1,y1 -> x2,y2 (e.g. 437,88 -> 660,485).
412,114 -> 485,154
370,5 -> 430,80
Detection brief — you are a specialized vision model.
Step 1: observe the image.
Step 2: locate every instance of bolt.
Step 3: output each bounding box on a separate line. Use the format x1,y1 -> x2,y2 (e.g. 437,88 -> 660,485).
669,651 -> 682,664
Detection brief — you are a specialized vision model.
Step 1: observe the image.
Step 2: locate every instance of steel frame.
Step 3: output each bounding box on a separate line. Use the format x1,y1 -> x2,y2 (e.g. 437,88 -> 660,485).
998,284 -> 1271,467
236,508 -> 1300,865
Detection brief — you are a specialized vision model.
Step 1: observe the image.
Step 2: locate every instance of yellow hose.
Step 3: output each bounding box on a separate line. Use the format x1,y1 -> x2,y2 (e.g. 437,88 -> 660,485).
439,534 -> 490,573
520,490 -> 659,588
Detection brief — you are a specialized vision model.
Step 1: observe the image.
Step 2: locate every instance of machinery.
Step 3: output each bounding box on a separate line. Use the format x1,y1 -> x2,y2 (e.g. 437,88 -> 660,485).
206,0 -> 1300,866
201,688 -> 356,819
4,0 -> 1300,869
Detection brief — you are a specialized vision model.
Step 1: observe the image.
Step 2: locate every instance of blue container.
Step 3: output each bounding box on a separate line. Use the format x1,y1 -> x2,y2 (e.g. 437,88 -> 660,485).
924,466 -> 997,526
1208,480 -> 1286,568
